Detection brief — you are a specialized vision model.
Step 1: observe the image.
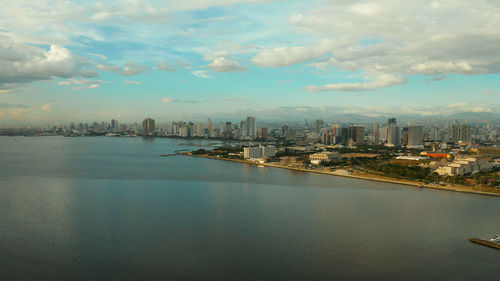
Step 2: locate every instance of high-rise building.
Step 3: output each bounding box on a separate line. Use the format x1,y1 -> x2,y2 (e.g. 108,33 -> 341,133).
111,119 -> 119,130
460,125 -> 471,143
246,116 -> 256,139
387,125 -> 400,147
340,127 -> 349,145
314,119 -> 324,134
452,123 -> 460,143
142,117 -> 155,136
408,125 -> 424,148
224,122 -> 232,139
388,117 -> 397,126
348,125 -> 365,145
207,119 -> 213,137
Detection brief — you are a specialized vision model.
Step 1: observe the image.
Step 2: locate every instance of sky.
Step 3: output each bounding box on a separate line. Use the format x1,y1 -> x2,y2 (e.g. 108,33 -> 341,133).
0,0 -> 499,124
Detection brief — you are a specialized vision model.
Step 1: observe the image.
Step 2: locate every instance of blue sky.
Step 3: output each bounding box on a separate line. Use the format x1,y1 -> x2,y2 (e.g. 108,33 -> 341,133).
0,0 -> 499,123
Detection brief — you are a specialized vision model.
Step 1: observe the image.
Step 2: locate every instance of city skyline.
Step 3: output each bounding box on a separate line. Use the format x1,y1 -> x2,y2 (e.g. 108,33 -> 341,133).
0,0 -> 499,123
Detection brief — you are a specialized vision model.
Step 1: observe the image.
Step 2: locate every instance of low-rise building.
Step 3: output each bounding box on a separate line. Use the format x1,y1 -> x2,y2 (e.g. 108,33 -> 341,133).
309,151 -> 341,162
435,157 -> 492,176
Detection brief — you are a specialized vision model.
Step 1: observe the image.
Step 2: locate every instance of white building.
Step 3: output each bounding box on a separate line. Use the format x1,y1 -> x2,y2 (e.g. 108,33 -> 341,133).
261,146 -> 276,158
243,145 -> 276,159
244,147 -> 262,159
435,157 -> 492,176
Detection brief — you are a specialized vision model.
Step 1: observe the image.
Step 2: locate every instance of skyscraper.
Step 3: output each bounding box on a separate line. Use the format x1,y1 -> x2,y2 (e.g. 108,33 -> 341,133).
314,119 -> 324,134
348,125 -> 365,145
207,118 -> 213,137
387,125 -> 400,147
143,117 -> 155,136
408,125 -> 424,148
246,116 -> 256,139
111,119 -> 119,131
388,117 -> 397,126
460,125 -> 471,143
452,123 -> 460,143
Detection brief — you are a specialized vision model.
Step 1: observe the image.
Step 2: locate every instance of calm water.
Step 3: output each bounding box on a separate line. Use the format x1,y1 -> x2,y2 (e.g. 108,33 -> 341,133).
0,136 -> 499,280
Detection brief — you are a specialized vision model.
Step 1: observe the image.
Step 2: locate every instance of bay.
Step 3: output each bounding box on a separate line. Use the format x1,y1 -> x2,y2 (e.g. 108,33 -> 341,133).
0,136 -> 499,280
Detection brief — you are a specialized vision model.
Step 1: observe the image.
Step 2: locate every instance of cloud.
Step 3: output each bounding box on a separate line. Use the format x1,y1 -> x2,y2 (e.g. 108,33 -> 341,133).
87,53 -> 108,60
0,37 -> 77,89
124,81 -> 142,85
79,69 -> 100,78
485,90 -> 500,95
208,57 -> 247,72
155,61 -> 191,72
161,97 -> 249,103
161,97 -> 179,103
96,62 -> 150,76
425,75 -> 446,83
0,103 -> 30,109
57,79 -> 107,89
252,40 -> 333,68
306,74 -> 407,92
191,70 -> 211,79
251,0 -> 500,90
41,102 -> 55,111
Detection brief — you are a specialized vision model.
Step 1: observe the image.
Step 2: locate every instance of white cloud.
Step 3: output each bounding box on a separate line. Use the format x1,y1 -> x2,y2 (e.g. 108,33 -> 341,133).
208,57 -> 247,72
252,40 -> 333,68
96,62 -> 150,76
155,61 -> 191,72
306,74 -> 407,92
161,97 -> 179,103
41,102 -> 55,111
191,70 -> 211,79
0,37 -> 77,89
57,79 -> 107,89
253,0 -> 500,90
124,81 -> 142,85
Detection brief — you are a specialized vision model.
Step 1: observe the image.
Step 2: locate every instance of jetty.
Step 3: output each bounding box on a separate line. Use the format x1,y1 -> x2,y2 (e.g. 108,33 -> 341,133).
469,237 -> 500,250
160,149 -> 189,157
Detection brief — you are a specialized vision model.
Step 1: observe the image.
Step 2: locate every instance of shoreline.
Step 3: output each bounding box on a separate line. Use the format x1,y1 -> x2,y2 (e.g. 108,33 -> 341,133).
189,154 -> 500,198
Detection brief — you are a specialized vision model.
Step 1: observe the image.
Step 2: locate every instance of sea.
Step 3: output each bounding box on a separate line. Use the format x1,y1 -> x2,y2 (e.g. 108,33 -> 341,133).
0,136 -> 499,280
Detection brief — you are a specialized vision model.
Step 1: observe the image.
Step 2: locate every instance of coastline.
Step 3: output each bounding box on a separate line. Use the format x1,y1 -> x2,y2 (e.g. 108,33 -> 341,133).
188,154 -> 500,198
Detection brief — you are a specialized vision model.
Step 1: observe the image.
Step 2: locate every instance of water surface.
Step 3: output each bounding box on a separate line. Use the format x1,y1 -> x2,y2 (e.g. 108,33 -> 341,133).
0,136 -> 499,280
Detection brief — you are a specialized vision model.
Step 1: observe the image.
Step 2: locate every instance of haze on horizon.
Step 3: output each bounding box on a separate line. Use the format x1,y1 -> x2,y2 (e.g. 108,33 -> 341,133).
0,0 -> 499,123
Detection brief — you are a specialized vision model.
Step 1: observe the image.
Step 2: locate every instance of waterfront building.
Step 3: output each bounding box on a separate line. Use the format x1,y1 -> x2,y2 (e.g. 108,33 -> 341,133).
244,147 -> 262,159
142,117 -> 155,136
261,145 -> 276,158
309,152 -> 341,162
435,157 -> 492,176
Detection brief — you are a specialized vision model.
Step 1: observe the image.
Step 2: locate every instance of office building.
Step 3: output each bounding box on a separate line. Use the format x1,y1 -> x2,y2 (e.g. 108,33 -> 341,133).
246,116 -> 256,139
408,125 -> 424,148
142,117 -> 155,136
387,125 -> 400,147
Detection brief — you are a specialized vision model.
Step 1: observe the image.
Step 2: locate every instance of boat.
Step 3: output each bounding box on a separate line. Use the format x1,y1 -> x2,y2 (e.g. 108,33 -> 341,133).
469,235 -> 500,250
